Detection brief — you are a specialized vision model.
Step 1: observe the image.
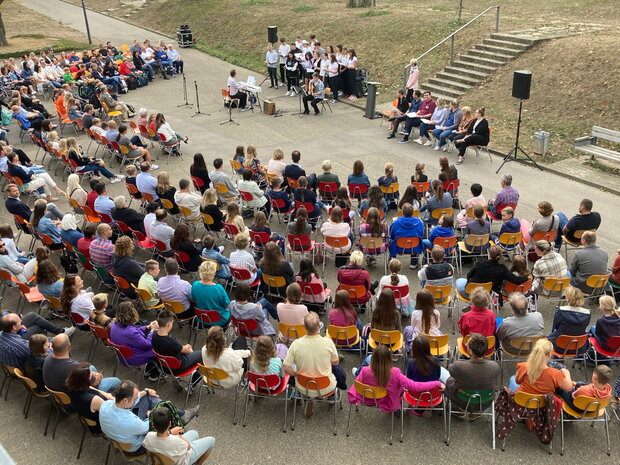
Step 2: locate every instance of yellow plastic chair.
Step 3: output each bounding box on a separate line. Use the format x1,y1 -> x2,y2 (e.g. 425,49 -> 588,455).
583,273 -> 611,300
346,380 -> 394,444
132,285 -> 164,313
278,322 -> 307,345
423,334 -> 450,363
559,396 -> 611,456
455,281 -> 493,319
426,284 -> 454,333
44,386 -> 73,439
501,392 -> 552,454
367,329 -> 404,357
561,228 -> 596,260
196,364 -> 242,424
327,325 -> 363,361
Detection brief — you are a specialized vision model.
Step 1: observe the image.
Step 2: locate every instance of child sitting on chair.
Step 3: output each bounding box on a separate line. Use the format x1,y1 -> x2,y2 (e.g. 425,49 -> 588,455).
560,365 -> 612,414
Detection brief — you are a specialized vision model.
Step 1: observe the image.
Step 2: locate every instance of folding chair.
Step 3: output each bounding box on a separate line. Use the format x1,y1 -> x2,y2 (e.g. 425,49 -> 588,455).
393,236 -> 421,269
559,395 -> 611,455
242,372 -> 290,432
318,181 -> 338,201
411,181 -> 430,199
322,236 -> 350,275
291,374 -> 341,435
44,386 -> 73,439
346,381 -> 394,444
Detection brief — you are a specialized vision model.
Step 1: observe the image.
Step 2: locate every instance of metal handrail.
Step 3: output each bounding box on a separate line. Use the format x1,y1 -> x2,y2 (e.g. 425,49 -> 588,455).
403,5 -> 500,87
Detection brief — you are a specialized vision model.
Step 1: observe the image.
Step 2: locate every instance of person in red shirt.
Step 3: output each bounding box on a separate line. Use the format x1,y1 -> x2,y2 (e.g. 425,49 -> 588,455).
77,223 -> 96,260
86,178 -> 100,211
457,286 -> 496,339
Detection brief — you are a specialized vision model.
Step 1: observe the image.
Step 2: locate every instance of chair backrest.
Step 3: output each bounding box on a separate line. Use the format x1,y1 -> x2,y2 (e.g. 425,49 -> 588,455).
194,308 -> 222,326
159,198 -> 175,211
324,236 -> 349,251
229,159 -> 243,172
424,334 -> 450,356
246,371 -> 282,392
213,182 -> 229,195
464,281 -> 493,295
318,182 -> 338,197
513,391 -> 547,410
455,389 -> 494,408
433,236 -> 457,250
191,176 -> 205,189
337,284 -> 367,301
43,295 -> 63,312
299,281 -> 326,297
231,317 -> 259,337
197,363 -> 230,387
89,322 -> 111,342
358,236 -> 385,251
463,234 -> 490,250
238,190 -> 254,202
249,230 -> 270,247
542,276 -> 571,293
262,273 -> 287,288
287,233 -> 312,251
395,236 -> 420,251
348,182 -> 369,199
441,179 -> 460,194
353,380 -> 387,404
278,322 -> 307,340
201,213 -> 215,225
294,201 -> 315,213
296,373 -> 331,392
466,205 -> 488,218
125,183 -> 140,196
380,183 -> 399,195
162,299 -> 186,316
531,230 -> 555,243
502,336 -> 543,356
326,325 -> 359,346
229,265 -> 252,281
555,334 -> 589,354
431,207 -> 453,220
425,285 -> 452,305
154,350 -> 181,371
498,232 -> 522,248
411,181 -> 430,197
382,284 -> 409,301
502,280 -> 532,295
111,273 -> 131,290
70,312 -> 85,325
585,273 -> 611,290
572,395 -> 610,413
462,334 -> 495,357
148,452 -> 175,465
287,177 -> 300,190
134,285 -> 156,304
369,329 -> 402,346
46,385 -> 72,406
223,222 -> 240,237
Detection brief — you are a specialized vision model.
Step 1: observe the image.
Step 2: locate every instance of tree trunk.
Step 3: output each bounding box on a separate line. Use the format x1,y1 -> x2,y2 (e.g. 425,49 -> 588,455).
346,0 -> 375,7
0,1 -> 7,47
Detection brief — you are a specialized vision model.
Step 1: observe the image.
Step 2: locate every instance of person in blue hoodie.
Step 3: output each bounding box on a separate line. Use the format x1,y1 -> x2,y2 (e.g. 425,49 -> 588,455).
548,286 -> 591,354
496,206 -> 521,249
389,203 -> 424,268
422,214 -> 455,254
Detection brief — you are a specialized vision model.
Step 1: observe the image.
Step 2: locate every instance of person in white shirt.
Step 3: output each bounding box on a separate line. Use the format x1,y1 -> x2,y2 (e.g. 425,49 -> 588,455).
174,179 -> 202,220
327,54 -> 340,103
144,202 -> 158,237
166,44 -> 184,74
150,209 -> 175,255
277,37 -> 290,88
226,69 -> 249,110
320,206 -> 351,254
265,45 -> 278,88
144,408 -> 215,465
237,169 -> 269,214
201,326 -> 250,389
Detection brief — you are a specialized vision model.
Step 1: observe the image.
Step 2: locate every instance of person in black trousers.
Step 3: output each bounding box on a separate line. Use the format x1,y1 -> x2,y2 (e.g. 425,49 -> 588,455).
454,107 -> 489,165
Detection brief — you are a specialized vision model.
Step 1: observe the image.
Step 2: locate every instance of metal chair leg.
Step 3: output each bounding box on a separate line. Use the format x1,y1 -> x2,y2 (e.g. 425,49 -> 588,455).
242,389 -> 251,427
389,411 -> 394,445
345,402 -> 353,436
76,426 -> 87,459
283,388 -> 289,433
44,401 -> 53,436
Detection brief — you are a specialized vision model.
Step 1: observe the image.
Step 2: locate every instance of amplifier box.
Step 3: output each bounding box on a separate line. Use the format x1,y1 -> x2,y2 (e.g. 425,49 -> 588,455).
263,100 -> 276,115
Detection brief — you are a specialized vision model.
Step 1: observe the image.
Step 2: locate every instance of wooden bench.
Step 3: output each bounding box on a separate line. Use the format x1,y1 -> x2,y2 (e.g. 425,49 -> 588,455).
574,126 -> 620,163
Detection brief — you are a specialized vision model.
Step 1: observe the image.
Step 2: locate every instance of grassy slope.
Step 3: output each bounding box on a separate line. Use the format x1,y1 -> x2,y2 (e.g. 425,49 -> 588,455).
60,0 -> 619,160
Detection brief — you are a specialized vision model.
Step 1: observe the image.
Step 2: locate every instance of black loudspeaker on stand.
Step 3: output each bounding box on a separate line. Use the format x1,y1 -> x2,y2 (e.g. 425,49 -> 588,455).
496,70 -> 542,173
191,80 -> 209,118
177,74 -> 193,108
267,26 -> 278,44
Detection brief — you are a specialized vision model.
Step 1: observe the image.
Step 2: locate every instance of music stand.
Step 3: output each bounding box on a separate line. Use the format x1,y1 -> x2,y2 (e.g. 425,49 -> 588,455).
495,99 -> 543,173
177,73 -> 193,109
291,83 -> 306,117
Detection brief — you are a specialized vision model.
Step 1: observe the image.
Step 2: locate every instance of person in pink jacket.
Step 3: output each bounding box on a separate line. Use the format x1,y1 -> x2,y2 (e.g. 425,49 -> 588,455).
348,344 -> 444,412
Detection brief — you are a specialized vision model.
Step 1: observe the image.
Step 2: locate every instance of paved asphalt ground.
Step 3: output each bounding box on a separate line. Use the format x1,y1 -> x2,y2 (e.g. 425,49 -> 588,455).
1,1 -> 618,463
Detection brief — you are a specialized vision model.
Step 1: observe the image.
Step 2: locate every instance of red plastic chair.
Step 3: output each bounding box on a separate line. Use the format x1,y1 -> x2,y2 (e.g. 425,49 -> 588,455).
348,183 -> 369,200
318,181 -> 338,201
268,197 -> 294,224
243,372 -> 290,431
231,316 -> 260,338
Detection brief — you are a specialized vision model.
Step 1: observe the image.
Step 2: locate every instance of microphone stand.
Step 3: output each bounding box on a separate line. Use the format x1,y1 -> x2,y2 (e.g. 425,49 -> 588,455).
221,85 -> 239,126
191,80 -> 209,118
177,73 -> 193,108
291,80 -> 305,117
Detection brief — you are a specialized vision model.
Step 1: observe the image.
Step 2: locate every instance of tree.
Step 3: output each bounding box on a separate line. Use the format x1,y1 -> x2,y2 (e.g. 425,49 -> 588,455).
0,0 -> 7,47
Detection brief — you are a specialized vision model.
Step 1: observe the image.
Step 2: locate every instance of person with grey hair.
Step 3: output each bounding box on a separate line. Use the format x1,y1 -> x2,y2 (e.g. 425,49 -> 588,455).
111,195 -> 145,233
569,231 -> 609,293
532,240 -> 568,296
488,173 -> 519,217
496,292 -> 544,352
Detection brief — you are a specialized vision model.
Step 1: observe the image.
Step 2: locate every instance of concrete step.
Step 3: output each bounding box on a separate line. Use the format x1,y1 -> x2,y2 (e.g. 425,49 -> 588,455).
427,77 -> 471,92
482,38 -> 530,51
490,33 -> 536,46
443,66 -> 490,81
436,71 -> 482,86
459,53 -> 504,67
420,83 -> 462,99
475,43 -> 520,57
450,59 -> 498,74
468,48 -> 513,62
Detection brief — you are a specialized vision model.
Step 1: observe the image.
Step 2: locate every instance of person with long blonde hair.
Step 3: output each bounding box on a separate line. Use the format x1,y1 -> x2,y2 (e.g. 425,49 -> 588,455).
508,339 -> 574,393
199,188 -> 226,231
66,137 -> 123,183
243,144 -> 266,185
155,171 -> 179,214
66,173 -> 87,206
377,162 -> 399,209
191,260 -> 231,326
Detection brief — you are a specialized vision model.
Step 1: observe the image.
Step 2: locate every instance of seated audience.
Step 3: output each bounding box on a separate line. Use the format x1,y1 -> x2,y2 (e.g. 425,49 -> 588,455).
157,258 -> 194,319
210,158 -> 238,200
229,234 -> 258,285
191,261 -> 231,326
569,231 -> 608,293
24,334 -> 49,392
456,183 -> 485,228
404,289 -> 442,352
112,195 -> 145,233
89,293 -> 114,330
496,293 -> 544,352
276,283 -> 309,343
170,223 -> 203,272
201,235 -> 231,281
150,209 -> 175,256
548,286 -> 590,353
558,198 -> 601,247
228,283 -> 276,336
457,287 -> 495,339
258,242 -> 294,297
589,296 -> 620,352
487,173 -> 518,217
200,188 -> 226,232
201,326 -> 250,388
389,203 -> 424,268
296,258 -> 330,308
174,178 -> 202,220
421,180 -> 452,226
417,246 -> 455,287
89,223 -> 115,272
337,251 -> 377,307
531,240 -> 568,297
67,362 -> 114,434
111,236 -> 145,296
379,258 -> 414,316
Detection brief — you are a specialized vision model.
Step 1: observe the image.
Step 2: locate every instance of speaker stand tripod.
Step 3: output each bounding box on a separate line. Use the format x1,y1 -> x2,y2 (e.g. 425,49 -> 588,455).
177,74 -> 193,108
191,81 -> 210,118
495,99 -> 543,174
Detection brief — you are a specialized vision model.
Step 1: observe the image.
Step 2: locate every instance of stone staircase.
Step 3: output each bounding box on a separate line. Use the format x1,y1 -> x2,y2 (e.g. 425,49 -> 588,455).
422,32 -> 539,101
